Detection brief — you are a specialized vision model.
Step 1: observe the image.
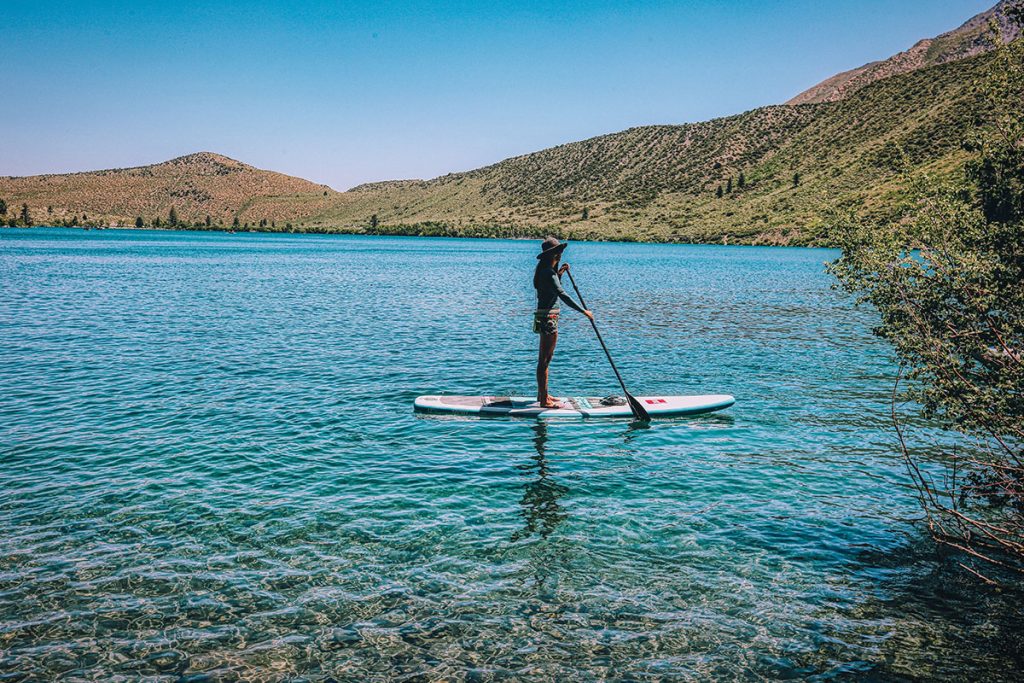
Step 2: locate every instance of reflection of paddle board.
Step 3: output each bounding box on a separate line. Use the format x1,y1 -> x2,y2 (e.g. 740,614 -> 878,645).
414,395 -> 735,418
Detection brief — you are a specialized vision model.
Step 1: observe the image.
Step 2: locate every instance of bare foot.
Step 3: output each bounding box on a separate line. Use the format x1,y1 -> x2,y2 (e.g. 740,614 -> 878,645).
540,398 -> 564,409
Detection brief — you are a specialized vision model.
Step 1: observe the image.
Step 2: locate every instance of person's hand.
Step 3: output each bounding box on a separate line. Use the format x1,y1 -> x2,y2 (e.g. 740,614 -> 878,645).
558,263 -> 570,275
584,310 -> 594,321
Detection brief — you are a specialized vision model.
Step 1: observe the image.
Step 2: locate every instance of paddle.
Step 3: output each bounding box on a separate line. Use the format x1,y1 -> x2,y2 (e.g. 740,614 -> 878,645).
564,268 -> 651,421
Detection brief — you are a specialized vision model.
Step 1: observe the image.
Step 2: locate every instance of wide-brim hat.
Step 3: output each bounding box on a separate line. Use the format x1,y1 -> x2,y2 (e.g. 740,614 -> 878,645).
537,236 -> 568,260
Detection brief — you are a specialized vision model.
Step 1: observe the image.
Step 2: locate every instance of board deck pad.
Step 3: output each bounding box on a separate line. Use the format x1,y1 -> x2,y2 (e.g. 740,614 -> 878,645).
414,394 -> 735,418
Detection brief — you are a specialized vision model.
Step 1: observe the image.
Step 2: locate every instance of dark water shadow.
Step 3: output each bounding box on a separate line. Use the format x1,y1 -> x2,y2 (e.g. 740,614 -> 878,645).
787,539 -> 1024,681
511,421 -> 569,542
413,408 -> 737,428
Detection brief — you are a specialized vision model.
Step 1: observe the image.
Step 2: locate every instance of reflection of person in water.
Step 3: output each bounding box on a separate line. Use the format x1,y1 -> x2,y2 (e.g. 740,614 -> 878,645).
512,422 -> 569,541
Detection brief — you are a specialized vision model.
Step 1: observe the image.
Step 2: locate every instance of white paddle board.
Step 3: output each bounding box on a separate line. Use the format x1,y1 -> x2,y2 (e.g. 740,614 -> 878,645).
414,394 -> 735,418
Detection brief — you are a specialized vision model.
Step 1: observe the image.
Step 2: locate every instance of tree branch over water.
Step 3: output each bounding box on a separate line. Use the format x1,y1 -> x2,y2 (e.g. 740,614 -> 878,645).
828,6 -> 1024,584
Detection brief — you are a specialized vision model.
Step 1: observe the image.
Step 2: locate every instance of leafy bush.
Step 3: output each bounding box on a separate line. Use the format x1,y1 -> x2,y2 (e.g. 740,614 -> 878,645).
829,17 -> 1023,583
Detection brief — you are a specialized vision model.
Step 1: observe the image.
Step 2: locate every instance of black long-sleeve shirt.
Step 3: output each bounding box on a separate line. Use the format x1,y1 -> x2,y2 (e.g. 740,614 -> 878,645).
534,265 -> 585,313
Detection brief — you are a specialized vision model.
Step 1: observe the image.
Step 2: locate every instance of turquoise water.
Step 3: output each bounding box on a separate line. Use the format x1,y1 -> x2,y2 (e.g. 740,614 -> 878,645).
1,227 -> 1020,681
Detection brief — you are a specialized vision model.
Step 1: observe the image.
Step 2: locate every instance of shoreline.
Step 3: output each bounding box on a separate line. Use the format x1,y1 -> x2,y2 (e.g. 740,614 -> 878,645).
2,223 -> 833,249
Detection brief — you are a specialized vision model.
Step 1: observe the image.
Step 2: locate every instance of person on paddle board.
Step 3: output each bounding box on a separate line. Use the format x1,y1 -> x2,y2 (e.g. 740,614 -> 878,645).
533,237 -> 593,408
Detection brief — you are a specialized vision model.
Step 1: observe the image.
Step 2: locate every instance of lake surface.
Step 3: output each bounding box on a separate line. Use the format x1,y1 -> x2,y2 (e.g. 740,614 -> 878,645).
1,227 -> 1020,681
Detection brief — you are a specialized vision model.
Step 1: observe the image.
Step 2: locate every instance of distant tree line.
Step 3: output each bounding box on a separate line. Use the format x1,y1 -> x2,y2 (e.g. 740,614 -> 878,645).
0,199 -> 34,227
126,209 -> 239,231
0,200 -> 295,232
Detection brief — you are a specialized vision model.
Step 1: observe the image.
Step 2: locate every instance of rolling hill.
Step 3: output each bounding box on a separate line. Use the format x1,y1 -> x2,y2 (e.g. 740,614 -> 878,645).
0,2 -> 1017,244
0,152 -> 339,228
301,48 -> 995,244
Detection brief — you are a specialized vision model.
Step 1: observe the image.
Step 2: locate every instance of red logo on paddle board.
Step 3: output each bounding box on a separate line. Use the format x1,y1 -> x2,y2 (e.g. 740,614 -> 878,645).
645,399 -> 667,404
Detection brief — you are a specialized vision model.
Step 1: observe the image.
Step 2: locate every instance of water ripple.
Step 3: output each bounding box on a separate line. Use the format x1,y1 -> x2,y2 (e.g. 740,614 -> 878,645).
1,228 -> 1021,681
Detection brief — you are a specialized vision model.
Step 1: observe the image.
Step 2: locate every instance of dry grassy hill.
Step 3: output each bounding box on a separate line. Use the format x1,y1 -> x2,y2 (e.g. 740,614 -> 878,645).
0,152 -> 341,228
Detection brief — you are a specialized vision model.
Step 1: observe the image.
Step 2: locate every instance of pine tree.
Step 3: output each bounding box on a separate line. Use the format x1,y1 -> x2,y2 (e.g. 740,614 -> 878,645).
793,172 -> 801,187
153,217 -> 161,227
726,177 -> 733,193
20,203 -> 31,226
0,199 -> 6,216
581,208 -> 590,220
370,214 -> 379,229
168,206 -> 178,227
716,185 -> 723,199
135,216 -> 144,228
206,215 -> 212,227
738,172 -> 746,189
232,216 -> 240,228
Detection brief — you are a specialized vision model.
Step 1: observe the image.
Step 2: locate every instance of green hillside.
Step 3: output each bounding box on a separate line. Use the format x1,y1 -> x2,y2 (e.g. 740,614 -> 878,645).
0,35 -> 1004,245
299,50 -> 991,245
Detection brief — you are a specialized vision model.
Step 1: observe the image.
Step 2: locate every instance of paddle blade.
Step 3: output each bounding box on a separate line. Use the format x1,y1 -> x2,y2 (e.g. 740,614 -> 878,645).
625,392 -> 652,421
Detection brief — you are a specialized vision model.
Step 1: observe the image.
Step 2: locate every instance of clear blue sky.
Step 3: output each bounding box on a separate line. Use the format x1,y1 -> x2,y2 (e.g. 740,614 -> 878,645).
2,0 -> 995,189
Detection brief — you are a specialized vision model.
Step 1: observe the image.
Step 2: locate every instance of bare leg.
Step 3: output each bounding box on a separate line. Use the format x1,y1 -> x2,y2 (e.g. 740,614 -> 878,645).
537,332 -> 560,407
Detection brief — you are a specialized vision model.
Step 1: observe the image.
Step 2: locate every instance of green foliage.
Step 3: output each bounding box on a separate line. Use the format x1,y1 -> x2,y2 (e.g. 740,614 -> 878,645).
135,216 -> 144,228
369,213 -> 379,229
738,172 -> 746,189
0,198 -> 6,216
168,206 -> 178,227
232,216 -> 240,228
716,185 -> 723,198
581,207 -> 589,220
19,203 -> 31,226
725,177 -> 733,194
828,22 -> 1024,582
206,215 -> 212,227
153,217 -> 161,228
793,172 -> 801,187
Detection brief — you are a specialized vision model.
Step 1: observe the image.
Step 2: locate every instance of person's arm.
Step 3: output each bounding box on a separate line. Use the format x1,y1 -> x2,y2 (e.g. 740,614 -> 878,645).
550,270 -> 586,314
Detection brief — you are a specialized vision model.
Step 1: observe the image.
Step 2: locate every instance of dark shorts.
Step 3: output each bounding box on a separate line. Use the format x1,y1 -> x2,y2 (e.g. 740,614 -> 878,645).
533,308 -> 559,335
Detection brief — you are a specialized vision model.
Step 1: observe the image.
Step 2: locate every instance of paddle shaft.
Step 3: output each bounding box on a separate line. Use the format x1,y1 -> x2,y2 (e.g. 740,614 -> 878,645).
564,268 -> 650,421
